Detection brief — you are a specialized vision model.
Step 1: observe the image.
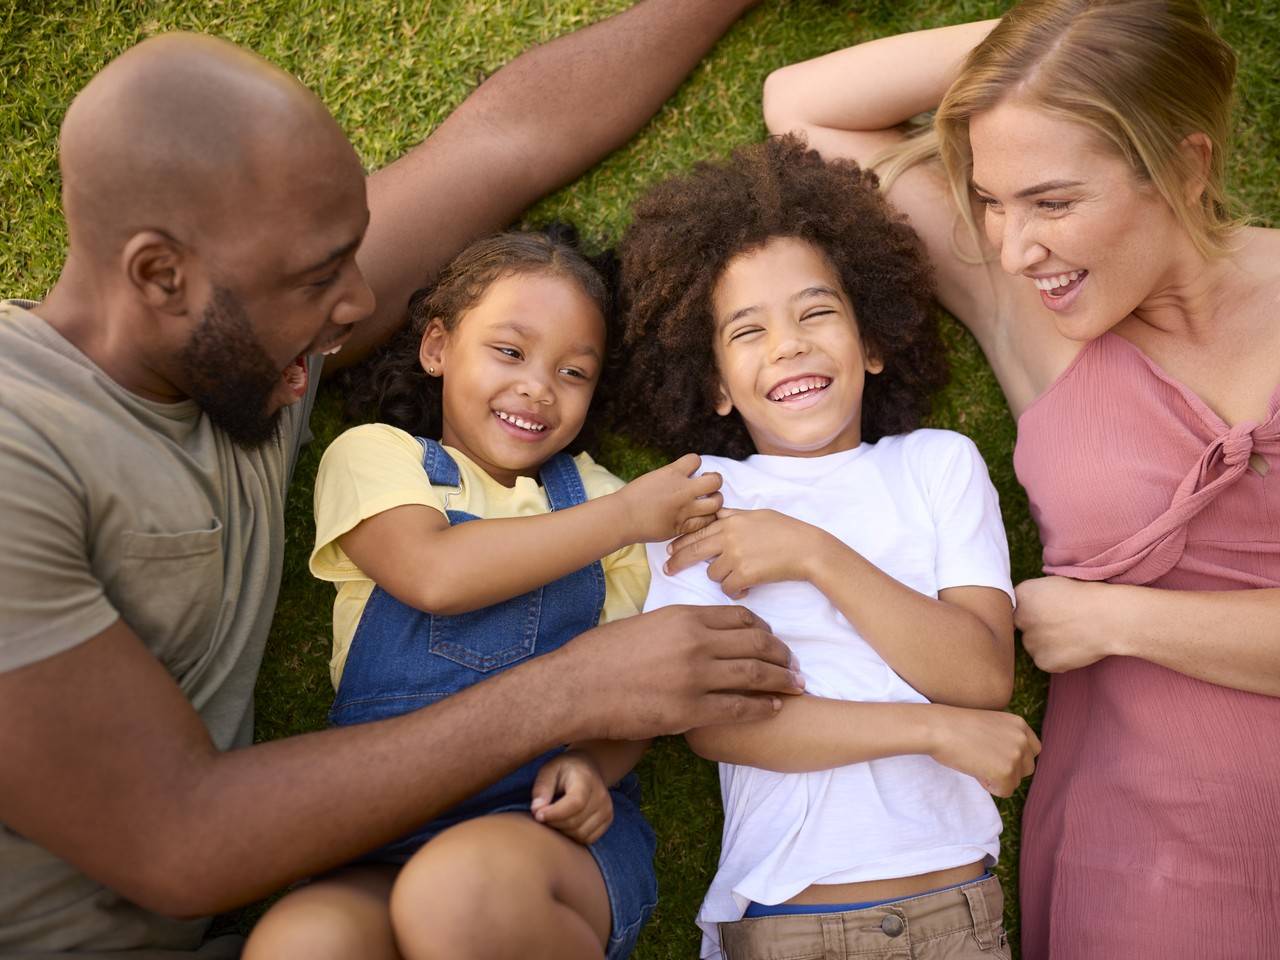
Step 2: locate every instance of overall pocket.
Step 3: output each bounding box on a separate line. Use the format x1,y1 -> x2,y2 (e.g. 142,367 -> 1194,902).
428,585 -> 543,672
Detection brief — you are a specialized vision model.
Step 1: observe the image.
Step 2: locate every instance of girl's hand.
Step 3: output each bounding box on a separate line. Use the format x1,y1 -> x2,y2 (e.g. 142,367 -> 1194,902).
529,750 -> 613,846
1015,576 -> 1116,673
665,508 -> 830,599
926,705 -> 1041,797
616,453 -> 723,543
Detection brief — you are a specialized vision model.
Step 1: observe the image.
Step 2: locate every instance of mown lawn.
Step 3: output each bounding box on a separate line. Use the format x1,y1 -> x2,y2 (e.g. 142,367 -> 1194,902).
3,1 -> 1275,956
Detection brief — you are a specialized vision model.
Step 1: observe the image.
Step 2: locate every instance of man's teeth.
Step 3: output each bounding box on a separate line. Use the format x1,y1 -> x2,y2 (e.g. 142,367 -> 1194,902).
322,343 -> 344,356
1033,270 -> 1084,292
496,411 -> 546,432
768,377 -> 830,401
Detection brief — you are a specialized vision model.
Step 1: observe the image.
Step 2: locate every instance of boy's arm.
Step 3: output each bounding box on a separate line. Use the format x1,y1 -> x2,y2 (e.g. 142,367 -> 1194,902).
336,0 -> 760,370
686,696 -> 1037,797
667,512 -> 1013,709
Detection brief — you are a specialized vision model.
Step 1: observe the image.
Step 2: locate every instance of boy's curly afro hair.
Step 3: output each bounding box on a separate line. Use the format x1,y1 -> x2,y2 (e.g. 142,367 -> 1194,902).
616,134 -> 947,460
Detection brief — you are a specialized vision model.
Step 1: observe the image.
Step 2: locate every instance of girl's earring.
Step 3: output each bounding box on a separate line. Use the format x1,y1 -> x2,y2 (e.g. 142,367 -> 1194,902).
427,366 -> 437,375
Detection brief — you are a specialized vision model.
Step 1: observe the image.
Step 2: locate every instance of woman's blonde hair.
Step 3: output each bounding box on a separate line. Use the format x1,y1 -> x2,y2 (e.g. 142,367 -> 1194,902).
880,0 -> 1243,258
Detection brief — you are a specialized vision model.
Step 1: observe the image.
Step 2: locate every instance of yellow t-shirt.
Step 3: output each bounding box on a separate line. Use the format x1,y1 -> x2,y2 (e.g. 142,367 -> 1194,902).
312,423 -> 650,688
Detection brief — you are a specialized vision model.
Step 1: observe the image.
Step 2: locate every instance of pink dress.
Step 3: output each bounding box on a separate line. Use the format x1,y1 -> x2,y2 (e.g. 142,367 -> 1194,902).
1014,332 -> 1280,959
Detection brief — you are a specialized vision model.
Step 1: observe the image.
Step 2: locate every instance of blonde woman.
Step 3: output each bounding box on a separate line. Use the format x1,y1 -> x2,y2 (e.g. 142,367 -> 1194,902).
763,1 -> 1280,957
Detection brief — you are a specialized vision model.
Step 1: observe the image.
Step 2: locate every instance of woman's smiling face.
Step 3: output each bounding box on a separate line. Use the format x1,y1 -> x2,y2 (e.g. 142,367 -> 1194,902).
711,236 -> 882,458
968,98 -> 1191,341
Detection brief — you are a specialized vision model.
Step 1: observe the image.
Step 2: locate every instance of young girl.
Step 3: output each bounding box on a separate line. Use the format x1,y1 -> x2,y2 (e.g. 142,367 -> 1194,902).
245,230 -> 723,960
617,136 -> 1041,960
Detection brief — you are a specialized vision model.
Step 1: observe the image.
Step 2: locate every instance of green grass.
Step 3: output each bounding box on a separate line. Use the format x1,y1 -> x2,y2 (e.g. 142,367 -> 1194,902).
3,1 -> 1276,957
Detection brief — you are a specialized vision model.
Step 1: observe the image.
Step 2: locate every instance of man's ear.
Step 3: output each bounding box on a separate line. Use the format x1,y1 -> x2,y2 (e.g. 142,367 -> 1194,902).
714,378 -> 734,417
419,319 -> 448,376
1180,132 -> 1213,206
122,230 -> 189,315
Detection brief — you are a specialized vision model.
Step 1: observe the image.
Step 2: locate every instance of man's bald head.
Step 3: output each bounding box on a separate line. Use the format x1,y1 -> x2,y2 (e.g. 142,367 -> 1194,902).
59,32 -> 361,262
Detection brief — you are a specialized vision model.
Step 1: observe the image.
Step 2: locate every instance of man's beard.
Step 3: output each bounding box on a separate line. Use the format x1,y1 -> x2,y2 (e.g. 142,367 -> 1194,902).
177,286 -> 287,449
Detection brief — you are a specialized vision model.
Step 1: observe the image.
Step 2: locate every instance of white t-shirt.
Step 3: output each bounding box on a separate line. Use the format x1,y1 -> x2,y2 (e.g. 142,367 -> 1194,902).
641,430 -> 1014,959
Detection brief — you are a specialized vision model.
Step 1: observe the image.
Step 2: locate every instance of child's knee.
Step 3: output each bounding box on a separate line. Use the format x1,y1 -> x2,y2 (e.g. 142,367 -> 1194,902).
389,818 -> 551,956
244,870 -> 398,960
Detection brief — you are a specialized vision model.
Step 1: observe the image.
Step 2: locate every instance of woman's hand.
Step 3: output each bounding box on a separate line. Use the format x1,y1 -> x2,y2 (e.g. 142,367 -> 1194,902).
529,750 -> 613,846
615,453 -> 723,543
1015,576 -> 1116,672
665,508 -> 832,599
926,704 -> 1041,797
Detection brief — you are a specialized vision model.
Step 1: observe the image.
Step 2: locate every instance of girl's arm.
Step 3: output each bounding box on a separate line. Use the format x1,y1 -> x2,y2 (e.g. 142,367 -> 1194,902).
566,738 -> 650,787
1017,577 -> 1280,697
339,453 -> 719,616
685,696 -> 1038,796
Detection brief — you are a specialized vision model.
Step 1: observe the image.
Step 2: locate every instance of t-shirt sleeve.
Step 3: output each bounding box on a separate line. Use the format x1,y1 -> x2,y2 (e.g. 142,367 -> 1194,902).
310,423 -> 445,583
573,454 -> 652,624
924,433 -> 1015,604
0,414 -> 119,671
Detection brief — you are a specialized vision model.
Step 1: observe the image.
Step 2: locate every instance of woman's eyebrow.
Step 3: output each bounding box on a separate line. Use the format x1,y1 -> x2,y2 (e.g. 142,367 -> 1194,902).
972,178 -> 1086,199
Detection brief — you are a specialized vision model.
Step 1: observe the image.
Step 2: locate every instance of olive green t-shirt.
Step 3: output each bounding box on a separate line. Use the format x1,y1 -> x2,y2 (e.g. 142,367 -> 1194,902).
0,301 -> 317,957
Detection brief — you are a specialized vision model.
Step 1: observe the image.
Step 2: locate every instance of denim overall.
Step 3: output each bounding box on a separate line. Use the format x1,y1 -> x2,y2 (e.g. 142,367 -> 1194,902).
330,439 -> 657,958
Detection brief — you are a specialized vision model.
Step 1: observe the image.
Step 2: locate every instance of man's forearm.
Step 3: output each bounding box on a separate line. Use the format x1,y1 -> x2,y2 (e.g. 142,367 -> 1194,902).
346,0 -> 759,367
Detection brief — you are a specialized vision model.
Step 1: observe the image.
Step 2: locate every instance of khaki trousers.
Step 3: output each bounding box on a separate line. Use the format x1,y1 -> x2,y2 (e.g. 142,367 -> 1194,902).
719,875 -> 1010,960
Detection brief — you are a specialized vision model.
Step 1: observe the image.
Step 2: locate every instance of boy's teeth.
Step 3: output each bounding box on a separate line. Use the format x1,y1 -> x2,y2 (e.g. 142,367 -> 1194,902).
768,377 -> 830,401
496,411 -> 545,431
1033,270 -> 1084,292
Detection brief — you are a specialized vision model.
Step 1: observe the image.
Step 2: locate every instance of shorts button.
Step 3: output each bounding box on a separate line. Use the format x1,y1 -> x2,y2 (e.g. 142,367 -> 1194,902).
881,914 -> 904,938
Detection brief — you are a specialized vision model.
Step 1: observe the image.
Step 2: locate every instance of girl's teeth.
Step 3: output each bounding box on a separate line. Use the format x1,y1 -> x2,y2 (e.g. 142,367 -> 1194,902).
770,377 -> 830,401
497,411 -> 545,431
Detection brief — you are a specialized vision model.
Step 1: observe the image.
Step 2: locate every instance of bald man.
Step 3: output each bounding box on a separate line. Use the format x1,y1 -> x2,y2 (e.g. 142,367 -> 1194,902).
0,6 -> 801,958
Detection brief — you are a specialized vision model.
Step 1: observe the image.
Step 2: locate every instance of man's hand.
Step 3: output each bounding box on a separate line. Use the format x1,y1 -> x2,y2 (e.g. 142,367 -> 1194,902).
1015,576 -> 1114,673
556,605 -> 803,742
926,704 -> 1041,797
666,508 -> 830,598
614,454 -> 723,543
530,750 -> 613,846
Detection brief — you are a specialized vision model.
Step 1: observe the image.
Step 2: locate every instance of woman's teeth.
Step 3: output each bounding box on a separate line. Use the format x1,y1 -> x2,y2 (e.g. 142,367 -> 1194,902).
1033,270 -> 1086,294
496,411 -> 546,432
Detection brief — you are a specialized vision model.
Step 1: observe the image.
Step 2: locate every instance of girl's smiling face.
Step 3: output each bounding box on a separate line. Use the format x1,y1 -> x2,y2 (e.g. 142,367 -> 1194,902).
421,270 -> 605,487
711,236 -> 882,458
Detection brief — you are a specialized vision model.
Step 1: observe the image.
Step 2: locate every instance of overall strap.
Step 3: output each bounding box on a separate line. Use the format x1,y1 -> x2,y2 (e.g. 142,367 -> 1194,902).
538,453 -> 590,512
417,437 -> 462,487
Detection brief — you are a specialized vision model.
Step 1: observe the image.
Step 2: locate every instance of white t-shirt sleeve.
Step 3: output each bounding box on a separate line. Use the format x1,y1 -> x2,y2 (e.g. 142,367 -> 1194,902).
924,434 -> 1015,604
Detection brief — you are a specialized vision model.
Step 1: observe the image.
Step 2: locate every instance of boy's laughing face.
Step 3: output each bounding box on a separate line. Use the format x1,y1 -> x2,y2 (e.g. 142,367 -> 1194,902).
711,236 -> 882,458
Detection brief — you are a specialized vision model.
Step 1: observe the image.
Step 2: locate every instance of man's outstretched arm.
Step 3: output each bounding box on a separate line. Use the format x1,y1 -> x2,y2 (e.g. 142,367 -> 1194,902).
337,0 -> 758,369
0,607 -> 795,917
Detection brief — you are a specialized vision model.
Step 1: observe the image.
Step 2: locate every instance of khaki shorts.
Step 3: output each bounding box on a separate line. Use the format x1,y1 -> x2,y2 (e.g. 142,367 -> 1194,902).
719,874 -> 1010,960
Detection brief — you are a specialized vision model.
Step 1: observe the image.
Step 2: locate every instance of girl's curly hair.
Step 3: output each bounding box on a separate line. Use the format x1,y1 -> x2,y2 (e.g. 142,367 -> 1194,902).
616,134 -> 947,459
346,224 -> 621,453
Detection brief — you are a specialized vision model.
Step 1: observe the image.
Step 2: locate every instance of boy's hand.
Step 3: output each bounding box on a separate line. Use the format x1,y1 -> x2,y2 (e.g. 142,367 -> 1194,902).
530,750 -> 614,846
925,705 -> 1041,797
616,453 -> 723,543
665,508 -> 831,598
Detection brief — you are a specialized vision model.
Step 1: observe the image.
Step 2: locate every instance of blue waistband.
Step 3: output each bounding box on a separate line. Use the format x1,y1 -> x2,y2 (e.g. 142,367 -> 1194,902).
743,872 -> 993,918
